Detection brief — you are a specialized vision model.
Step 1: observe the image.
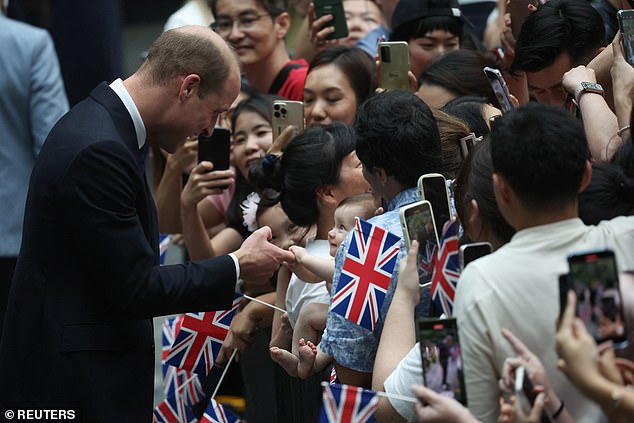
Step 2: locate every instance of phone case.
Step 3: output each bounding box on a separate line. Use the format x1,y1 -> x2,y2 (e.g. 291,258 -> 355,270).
379,41 -> 410,91
618,10 -> 634,67
198,127 -> 230,170
418,173 -> 452,240
483,67 -> 514,113
458,242 -> 492,271
313,0 -> 349,40
272,100 -> 304,138
417,318 -> 468,405
399,200 -> 438,249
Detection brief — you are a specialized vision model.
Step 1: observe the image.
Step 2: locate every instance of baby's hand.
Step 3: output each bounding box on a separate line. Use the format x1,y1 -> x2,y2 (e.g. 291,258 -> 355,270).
290,245 -> 307,262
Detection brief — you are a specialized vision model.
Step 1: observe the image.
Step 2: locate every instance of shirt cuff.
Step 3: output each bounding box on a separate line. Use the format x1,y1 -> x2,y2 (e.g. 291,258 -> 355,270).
228,253 -> 241,292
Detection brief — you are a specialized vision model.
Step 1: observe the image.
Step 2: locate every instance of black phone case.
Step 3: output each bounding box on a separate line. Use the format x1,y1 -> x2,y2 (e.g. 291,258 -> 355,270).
198,128 -> 230,170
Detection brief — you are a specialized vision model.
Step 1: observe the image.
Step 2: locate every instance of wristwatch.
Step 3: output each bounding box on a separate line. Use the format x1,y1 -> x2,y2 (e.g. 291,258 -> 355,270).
574,81 -> 604,105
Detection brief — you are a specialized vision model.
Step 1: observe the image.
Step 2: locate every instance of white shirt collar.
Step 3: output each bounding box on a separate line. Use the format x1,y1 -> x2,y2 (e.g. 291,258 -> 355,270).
109,78 -> 147,150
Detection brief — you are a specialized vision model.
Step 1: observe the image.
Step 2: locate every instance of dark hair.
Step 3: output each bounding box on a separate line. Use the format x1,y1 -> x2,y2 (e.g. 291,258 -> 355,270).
454,138 -> 515,244
250,122 -> 357,226
432,109 -> 471,179
142,28 -> 232,98
490,103 -> 588,210
442,96 -> 492,138
579,163 -> 634,225
354,90 -> 442,187
225,93 -> 280,235
511,0 -> 605,73
419,50 -> 501,108
208,0 -> 287,18
307,45 -> 376,108
391,16 -> 463,44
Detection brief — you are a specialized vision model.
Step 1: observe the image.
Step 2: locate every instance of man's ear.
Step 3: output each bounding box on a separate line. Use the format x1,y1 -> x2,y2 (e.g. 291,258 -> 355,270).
578,160 -> 592,193
179,74 -> 201,101
492,172 -> 511,206
467,199 -> 483,240
274,12 -> 291,39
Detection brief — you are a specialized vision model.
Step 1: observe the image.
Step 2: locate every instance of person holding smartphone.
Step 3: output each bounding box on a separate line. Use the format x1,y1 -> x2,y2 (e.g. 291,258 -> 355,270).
453,104 -> 634,423
389,0 -> 464,81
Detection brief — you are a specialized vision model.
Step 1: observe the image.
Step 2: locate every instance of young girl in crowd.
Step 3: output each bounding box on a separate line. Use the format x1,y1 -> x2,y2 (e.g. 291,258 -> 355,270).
270,193 -> 377,378
303,45 -> 376,127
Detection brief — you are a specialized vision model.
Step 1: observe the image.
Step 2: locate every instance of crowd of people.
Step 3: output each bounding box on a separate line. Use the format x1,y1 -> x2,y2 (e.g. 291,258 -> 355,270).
2,0 -> 634,422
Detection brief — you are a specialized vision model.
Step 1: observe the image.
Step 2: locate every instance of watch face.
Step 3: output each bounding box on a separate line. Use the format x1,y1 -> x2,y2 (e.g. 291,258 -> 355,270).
581,82 -> 602,91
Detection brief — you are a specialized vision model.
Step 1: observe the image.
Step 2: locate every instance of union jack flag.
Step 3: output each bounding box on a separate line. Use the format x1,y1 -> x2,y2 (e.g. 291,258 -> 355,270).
200,399 -> 244,423
418,238 -> 437,283
166,293 -> 243,375
153,392 -> 197,423
159,234 -> 171,265
331,218 -> 401,331
319,383 -> 379,423
430,219 -> 461,317
161,316 -> 205,405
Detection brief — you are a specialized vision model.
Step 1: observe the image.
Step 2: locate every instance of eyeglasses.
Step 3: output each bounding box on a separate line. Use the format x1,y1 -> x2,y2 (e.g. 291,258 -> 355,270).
211,13 -> 271,36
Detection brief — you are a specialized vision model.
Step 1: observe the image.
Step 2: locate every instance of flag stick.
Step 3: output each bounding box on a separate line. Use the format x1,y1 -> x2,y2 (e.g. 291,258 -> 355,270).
320,382 -> 417,404
211,348 -> 238,400
243,294 -> 286,313
176,374 -> 199,394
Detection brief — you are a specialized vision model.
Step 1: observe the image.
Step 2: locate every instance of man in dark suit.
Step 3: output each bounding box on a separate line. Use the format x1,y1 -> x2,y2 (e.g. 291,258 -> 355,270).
0,26 -> 293,422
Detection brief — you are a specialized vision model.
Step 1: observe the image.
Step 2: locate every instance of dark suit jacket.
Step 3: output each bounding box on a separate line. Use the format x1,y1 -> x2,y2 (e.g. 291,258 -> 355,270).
0,83 -> 236,422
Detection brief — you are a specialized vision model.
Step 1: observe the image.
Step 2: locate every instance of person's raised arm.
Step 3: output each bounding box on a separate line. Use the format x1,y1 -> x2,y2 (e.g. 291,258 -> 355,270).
180,162 -> 234,260
562,66 -> 619,162
611,33 -> 634,142
155,139 -> 197,233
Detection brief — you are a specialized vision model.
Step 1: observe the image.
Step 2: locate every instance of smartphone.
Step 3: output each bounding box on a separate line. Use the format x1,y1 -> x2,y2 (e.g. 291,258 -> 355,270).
515,366 -> 552,422
313,0 -> 349,40
458,242 -> 492,271
566,249 -> 627,346
399,201 -> 438,287
198,127 -> 230,171
399,200 -> 438,249
618,9 -> 634,67
418,173 -> 452,241
272,100 -> 303,138
483,67 -> 514,114
507,0 -> 537,39
378,41 -> 410,91
417,318 -> 467,406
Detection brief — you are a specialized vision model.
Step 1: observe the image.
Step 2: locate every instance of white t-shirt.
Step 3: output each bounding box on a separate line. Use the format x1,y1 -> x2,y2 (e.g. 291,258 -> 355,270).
384,344 -> 422,423
285,239 -> 331,328
454,216 -> 634,423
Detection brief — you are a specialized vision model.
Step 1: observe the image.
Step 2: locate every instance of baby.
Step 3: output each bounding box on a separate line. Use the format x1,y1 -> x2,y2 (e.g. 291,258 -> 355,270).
271,193 -> 376,378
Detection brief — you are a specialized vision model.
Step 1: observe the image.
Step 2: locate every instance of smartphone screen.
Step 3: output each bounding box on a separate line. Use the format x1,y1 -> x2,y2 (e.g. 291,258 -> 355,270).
399,201 -> 438,286
378,41 -> 410,91
618,10 -> 634,67
418,174 -> 452,241
567,250 -> 627,345
198,127 -> 230,170
272,100 -> 304,138
313,0 -> 349,40
418,318 -> 467,406
459,242 -> 492,271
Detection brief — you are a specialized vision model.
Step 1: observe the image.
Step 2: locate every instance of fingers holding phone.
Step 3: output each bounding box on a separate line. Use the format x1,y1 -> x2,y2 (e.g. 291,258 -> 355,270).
181,163 -> 235,210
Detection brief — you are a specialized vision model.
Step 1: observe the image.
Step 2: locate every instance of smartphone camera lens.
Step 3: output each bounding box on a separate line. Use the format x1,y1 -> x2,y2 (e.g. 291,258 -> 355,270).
380,46 -> 391,63
280,107 -> 287,116
273,111 -> 280,118
273,104 -> 280,110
